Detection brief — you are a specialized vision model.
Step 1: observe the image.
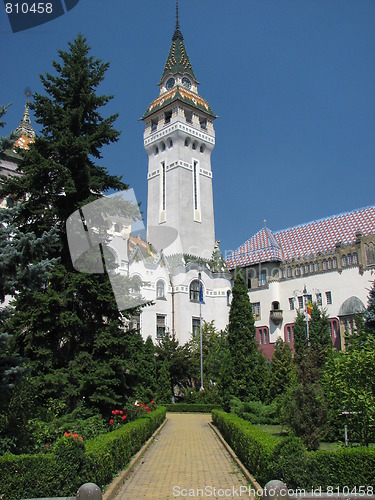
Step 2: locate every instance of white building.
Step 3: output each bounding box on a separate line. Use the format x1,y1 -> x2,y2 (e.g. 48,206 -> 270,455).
226,207 -> 375,358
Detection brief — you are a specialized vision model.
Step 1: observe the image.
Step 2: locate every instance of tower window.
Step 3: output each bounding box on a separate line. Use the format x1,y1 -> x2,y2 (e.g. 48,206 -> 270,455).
200,144 -> 205,153
151,119 -> 158,131
184,137 -> 191,147
192,141 -> 198,150
160,141 -> 166,151
154,146 -> 159,155
164,110 -> 172,124
199,117 -> 207,129
168,138 -> 173,148
161,162 -> 166,211
193,161 -> 198,210
185,109 -> 192,123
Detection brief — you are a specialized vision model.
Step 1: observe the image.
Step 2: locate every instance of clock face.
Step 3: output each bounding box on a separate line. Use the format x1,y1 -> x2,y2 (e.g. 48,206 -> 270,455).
166,77 -> 175,90
182,76 -> 192,89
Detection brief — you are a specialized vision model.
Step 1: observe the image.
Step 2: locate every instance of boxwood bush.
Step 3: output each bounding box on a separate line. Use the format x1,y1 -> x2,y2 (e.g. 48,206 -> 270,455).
212,409 -> 375,489
0,407 -> 166,500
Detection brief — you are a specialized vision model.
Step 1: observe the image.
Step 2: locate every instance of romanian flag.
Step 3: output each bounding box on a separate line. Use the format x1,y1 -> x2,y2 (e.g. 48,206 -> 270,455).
307,300 -> 313,316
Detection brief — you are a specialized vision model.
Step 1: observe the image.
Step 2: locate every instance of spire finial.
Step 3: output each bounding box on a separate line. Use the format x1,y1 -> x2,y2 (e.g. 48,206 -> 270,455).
172,0 -> 183,41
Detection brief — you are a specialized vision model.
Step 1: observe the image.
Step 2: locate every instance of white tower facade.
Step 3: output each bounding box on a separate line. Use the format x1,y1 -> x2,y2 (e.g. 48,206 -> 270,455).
142,17 -> 216,260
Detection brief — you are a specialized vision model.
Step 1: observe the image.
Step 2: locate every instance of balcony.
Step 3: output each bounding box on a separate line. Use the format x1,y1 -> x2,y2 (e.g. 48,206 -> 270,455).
270,309 -> 283,325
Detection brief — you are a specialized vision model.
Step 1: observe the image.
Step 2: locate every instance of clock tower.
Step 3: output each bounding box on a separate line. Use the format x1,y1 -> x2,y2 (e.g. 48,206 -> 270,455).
142,5 -> 217,260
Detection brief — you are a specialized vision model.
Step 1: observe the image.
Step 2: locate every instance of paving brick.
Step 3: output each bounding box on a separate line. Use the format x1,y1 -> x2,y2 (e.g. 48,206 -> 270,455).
115,413 -> 252,499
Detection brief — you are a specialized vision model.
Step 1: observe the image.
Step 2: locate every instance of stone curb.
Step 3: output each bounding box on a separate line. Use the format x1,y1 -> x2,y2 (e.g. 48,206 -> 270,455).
208,421 -> 264,498
103,417 -> 168,500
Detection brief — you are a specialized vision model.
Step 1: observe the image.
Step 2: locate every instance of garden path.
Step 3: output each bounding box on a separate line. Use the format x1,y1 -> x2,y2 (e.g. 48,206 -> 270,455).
114,413 -> 251,499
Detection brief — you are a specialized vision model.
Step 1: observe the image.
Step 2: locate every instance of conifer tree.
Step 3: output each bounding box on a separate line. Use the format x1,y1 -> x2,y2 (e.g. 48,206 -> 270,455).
227,270 -> 264,401
0,35 -> 139,414
156,358 -> 172,405
268,337 -> 294,401
364,280 -> 375,336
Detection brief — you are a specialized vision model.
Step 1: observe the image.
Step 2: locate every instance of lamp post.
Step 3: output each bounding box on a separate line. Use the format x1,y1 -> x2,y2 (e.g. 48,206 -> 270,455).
198,270 -> 204,391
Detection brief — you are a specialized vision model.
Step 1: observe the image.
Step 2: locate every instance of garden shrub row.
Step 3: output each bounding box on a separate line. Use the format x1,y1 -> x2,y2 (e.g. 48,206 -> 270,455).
0,407 -> 166,500
165,403 -> 218,413
212,410 -> 375,489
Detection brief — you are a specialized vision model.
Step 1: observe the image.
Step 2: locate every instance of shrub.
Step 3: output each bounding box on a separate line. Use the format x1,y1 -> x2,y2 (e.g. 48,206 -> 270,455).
230,397 -> 280,424
212,410 -> 375,489
0,407 -> 166,500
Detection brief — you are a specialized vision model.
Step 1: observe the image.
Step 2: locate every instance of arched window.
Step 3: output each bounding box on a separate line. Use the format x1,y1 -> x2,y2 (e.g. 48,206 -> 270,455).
184,137 -> 191,147
156,280 -> 165,299
264,328 -> 268,344
200,144 -> 205,153
189,280 -> 200,302
347,254 -> 352,266
353,252 -> 358,265
259,330 -> 263,344
322,260 -> 327,271
168,138 -> 173,148
333,257 -> 337,269
227,290 -> 232,306
327,258 -> 332,270
314,262 -> 319,272
192,141 -> 198,150
342,255 -> 347,267
154,145 -> 159,155
272,301 -> 280,310
160,141 -> 166,151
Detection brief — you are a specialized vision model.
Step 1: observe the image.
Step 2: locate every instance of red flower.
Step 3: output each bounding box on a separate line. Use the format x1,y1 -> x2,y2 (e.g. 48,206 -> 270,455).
120,410 -> 123,415
122,415 -> 127,420
150,400 -> 155,404
110,419 -> 114,424
112,410 -> 116,415
136,409 -> 138,413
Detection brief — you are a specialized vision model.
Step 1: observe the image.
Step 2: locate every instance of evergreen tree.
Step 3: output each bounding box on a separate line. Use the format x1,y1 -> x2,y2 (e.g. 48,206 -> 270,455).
156,358 -> 172,405
227,269 -> 264,401
268,337 -> 294,402
136,336 -> 157,401
155,333 -> 190,393
0,35 -> 139,415
364,280 -> 375,336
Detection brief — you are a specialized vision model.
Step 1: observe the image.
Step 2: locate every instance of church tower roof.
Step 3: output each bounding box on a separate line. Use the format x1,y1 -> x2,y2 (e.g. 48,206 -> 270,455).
13,93 -> 35,151
158,1 -> 198,85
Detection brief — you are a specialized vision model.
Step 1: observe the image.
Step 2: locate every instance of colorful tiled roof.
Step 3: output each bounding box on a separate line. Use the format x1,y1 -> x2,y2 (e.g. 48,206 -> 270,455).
13,103 -> 35,151
142,85 -> 216,119
226,206 -> 375,269
159,11 -> 197,84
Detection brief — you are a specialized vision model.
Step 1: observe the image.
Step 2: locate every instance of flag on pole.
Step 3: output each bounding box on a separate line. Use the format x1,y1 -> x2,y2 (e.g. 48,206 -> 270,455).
199,284 -> 204,304
307,300 -> 313,316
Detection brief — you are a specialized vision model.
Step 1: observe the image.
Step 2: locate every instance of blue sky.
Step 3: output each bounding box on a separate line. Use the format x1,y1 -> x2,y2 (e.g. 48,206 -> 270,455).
1,0 -> 375,258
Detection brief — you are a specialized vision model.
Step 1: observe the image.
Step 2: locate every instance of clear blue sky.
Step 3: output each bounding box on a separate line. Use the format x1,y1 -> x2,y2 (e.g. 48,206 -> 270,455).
1,0 -> 375,258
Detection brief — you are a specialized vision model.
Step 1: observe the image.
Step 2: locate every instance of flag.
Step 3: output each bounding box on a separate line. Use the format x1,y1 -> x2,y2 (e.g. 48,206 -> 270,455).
199,284 -> 204,304
307,300 -> 313,317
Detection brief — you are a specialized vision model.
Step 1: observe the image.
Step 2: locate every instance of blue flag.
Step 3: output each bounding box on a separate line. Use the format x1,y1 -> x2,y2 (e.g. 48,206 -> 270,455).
199,284 -> 204,304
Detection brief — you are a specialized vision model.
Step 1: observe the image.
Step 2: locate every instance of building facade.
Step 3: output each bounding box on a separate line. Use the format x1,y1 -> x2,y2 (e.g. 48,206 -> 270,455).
226,206 -> 375,358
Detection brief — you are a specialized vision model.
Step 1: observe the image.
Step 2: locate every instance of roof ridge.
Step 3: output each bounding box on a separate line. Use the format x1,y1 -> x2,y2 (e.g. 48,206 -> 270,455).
274,204 -> 375,235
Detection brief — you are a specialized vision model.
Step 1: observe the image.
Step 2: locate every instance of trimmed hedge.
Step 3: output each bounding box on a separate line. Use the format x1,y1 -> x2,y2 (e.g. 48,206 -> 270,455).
212,409 -> 281,485
165,403 -> 218,413
212,409 -> 375,489
0,407 -> 166,500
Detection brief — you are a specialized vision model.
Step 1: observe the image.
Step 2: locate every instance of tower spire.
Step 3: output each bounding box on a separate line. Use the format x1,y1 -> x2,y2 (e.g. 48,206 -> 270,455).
172,0 -> 183,41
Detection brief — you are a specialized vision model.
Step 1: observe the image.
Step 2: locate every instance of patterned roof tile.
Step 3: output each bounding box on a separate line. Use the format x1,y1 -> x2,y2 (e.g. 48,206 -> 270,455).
226,205 -> 375,270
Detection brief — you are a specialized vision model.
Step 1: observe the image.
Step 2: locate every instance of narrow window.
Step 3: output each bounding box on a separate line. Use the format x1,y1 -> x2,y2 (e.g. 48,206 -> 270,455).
151,119 -> 158,131
199,117 -> 207,129
193,161 -> 198,210
156,280 -> 165,299
289,297 -> 294,310
190,280 -> 200,301
156,315 -> 166,338
264,329 -> 268,344
287,326 -> 292,343
252,302 -> 261,320
326,291 -> 332,305
342,255 -> 347,267
161,162 -> 166,211
192,318 -> 201,337
298,296 -> 303,309
316,293 -> 322,306
185,109 -> 192,123
259,270 -> 267,286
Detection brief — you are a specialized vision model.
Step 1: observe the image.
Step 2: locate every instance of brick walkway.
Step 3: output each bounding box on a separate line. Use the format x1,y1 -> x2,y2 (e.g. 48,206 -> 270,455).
115,413 -> 251,499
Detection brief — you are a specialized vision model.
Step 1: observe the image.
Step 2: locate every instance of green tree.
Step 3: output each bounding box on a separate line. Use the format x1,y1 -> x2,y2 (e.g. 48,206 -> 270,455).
322,340 -> 375,446
155,333 -> 190,395
364,280 -> 375,336
282,304 -> 331,449
1,35 -> 140,416
268,337 -> 294,402
227,269 -> 266,401
156,358 -> 172,405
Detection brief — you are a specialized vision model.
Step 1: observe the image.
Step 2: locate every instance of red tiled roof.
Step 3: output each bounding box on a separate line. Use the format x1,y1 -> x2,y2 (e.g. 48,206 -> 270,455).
226,205 -> 375,269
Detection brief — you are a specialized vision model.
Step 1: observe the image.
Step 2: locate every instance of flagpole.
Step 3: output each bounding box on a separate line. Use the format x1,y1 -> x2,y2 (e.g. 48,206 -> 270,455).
198,270 -> 204,391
